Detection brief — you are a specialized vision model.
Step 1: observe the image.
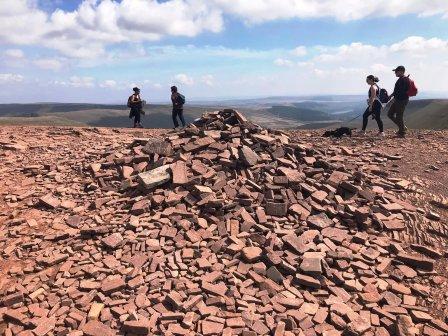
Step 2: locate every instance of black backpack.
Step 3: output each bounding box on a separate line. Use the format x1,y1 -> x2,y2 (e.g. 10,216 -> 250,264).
178,94 -> 186,105
378,88 -> 389,104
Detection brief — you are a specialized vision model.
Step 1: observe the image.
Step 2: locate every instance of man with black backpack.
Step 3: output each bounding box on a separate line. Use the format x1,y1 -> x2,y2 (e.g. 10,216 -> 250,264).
387,65 -> 418,138
171,86 -> 186,129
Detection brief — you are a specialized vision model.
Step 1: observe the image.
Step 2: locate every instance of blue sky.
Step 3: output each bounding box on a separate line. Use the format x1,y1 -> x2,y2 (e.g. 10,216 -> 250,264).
1,0 -> 448,103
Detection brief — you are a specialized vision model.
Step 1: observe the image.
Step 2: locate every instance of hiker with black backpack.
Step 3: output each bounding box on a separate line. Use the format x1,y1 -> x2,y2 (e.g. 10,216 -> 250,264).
171,85 -> 186,129
360,75 -> 387,136
127,87 -> 144,128
387,65 -> 418,138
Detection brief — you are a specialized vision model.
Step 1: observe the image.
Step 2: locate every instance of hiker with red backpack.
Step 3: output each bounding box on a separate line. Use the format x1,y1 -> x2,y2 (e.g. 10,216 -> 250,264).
360,75 -> 387,136
387,65 -> 418,138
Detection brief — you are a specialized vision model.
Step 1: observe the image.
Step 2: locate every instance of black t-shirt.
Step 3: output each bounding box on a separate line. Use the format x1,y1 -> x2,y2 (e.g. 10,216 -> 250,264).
393,77 -> 409,101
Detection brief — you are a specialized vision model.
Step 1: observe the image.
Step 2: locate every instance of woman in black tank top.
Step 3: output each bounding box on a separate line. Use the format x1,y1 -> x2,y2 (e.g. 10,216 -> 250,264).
361,75 -> 384,135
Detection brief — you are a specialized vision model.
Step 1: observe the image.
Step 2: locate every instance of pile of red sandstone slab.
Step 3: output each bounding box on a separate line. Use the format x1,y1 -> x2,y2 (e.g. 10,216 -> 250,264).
1,110 -> 447,336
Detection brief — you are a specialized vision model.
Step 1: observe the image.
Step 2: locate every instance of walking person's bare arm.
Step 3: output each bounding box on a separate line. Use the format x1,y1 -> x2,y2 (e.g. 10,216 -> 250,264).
368,86 -> 376,112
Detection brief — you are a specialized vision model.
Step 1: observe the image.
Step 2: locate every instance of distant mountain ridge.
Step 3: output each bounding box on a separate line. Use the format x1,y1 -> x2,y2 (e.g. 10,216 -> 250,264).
0,99 -> 446,129
264,105 -> 333,122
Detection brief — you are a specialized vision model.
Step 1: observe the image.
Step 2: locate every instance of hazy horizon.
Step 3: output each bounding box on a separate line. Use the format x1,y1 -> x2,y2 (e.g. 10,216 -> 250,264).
1,91 -> 448,106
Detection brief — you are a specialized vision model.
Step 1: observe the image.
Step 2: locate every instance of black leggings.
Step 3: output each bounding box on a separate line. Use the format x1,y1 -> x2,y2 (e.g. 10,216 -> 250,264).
172,108 -> 185,127
362,100 -> 383,132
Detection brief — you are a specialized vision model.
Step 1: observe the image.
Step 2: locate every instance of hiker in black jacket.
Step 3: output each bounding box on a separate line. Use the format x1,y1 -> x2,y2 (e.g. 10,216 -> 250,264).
388,66 -> 409,137
128,87 -> 143,128
171,86 -> 186,129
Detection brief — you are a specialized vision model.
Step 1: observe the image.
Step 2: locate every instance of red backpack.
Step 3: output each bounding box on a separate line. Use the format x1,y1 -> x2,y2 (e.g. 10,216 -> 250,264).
407,76 -> 418,97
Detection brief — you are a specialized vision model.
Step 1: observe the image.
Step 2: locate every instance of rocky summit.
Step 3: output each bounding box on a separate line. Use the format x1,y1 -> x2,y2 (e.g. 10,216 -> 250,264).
0,110 -> 447,336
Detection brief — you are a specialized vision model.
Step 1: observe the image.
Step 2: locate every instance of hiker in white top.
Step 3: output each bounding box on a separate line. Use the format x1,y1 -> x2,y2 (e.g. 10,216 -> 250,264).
361,75 -> 384,136
127,87 -> 143,128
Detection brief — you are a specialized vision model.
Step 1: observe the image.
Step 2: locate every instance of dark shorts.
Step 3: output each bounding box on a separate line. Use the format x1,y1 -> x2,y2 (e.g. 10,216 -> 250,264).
131,108 -> 141,123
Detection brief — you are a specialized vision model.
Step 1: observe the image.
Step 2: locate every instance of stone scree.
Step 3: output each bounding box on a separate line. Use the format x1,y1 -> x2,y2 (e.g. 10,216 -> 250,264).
1,109 -> 447,336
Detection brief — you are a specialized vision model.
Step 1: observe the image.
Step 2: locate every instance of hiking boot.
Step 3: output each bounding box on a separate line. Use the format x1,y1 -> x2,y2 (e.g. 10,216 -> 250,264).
359,130 -> 366,136
378,132 -> 385,137
396,126 -> 408,134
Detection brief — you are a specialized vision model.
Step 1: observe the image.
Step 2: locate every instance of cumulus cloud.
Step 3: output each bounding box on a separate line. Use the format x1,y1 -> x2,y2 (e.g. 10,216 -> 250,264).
291,46 -> 307,57
2,49 -> 27,68
143,80 -> 163,90
271,36 -> 448,94
33,58 -> 63,71
0,0 -> 223,59
66,76 -> 95,88
2,35 -> 448,99
0,73 -> 24,83
1,1 -> 448,61
274,58 -> 294,67
390,36 -> 448,53
214,0 -> 448,23
201,75 -> 214,86
99,79 -> 117,88
4,49 -> 24,58
175,73 -> 194,86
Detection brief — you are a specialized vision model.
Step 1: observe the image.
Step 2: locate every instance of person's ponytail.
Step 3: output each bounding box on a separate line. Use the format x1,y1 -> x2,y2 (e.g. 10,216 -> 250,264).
367,75 -> 380,83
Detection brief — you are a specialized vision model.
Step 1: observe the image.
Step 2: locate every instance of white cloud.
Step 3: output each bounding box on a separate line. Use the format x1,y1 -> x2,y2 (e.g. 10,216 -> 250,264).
371,63 -> 389,72
201,74 -> 214,86
175,73 -> 194,86
0,73 -> 24,83
0,0 -> 224,59
291,46 -> 307,57
274,58 -> 294,67
67,76 -> 95,88
99,79 -> 117,88
314,42 -> 384,63
390,36 -> 448,53
33,58 -> 63,70
4,49 -> 24,58
267,36 -> 448,94
142,45 -> 275,60
2,35 -> 448,100
213,0 -> 448,23
1,1 -> 448,61
313,69 -> 326,77
143,80 -> 163,90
